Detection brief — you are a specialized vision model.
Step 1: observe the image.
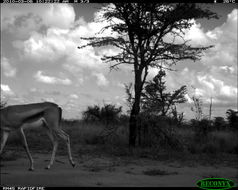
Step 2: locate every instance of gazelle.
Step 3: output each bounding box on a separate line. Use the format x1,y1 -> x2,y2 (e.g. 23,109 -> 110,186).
0,102 -> 75,171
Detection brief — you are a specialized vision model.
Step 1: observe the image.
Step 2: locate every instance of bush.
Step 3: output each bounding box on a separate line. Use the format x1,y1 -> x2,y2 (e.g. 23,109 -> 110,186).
213,117 -> 227,130
187,129 -> 238,154
137,113 -> 183,150
226,109 -> 238,129
82,104 -> 122,125
0,100 -> 7,108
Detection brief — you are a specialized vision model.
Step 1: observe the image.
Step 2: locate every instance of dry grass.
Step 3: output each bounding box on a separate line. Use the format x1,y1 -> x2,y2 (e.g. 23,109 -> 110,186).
2,119 -> 238,165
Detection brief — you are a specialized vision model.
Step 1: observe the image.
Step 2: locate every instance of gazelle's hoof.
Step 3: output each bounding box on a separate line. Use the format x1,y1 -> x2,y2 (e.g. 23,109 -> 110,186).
72,163 -> 76,168
28,168 -> 34,171
45,166 -> 50,170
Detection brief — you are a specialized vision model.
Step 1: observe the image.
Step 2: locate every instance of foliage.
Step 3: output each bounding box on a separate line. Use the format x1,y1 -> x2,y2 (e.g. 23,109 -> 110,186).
213,117 -> 227,130
191,95 -> 203,121
190,118 -> 211,141
79,3 -> 218,146
136,112 -> 184,150
171,105 -> 184,126
83,105 -> 101,122
124,82 -> 134,113
226,109 -> 238,129
141,69 -> 187,116
4,118 -> 238,160
0,101 -> 7,109
118,114 -> 130,125
82,104 -> 122,125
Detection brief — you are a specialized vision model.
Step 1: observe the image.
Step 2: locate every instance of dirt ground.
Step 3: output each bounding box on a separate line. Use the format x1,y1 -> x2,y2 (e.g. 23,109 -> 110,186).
1,153 -> 237,187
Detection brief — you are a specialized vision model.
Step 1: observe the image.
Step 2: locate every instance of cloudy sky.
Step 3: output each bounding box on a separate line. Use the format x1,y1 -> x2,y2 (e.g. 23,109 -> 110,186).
1,3 -> 237,120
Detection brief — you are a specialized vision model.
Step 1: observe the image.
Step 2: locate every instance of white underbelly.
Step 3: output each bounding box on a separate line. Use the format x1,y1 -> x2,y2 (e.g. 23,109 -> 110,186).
22,118 -> 45,130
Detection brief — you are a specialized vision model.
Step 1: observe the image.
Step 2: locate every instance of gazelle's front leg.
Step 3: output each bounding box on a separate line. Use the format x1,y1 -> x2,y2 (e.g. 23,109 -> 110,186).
0,130 -> 9,155
45,129 -> 58,170
19,128 -> 34,171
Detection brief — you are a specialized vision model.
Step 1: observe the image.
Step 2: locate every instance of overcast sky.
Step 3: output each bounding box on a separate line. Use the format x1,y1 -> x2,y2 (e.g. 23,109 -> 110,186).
1,3 -> 237,120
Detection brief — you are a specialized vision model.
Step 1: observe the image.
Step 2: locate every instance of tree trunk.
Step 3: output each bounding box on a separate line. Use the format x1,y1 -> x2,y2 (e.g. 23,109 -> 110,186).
138,116 -> 141,146
129,70 -> 143,147
129,100 -> 140,147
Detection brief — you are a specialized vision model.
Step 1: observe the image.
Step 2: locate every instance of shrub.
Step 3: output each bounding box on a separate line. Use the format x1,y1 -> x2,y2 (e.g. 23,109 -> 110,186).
137,113 -> 183,150
213,117 -> 227,130
226,109 -> 238,129
82,104 -> 122,125
0,100 -> 7,108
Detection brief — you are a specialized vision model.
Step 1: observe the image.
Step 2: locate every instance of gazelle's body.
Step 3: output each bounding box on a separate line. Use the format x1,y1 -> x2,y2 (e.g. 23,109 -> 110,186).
0,102 -> 75,170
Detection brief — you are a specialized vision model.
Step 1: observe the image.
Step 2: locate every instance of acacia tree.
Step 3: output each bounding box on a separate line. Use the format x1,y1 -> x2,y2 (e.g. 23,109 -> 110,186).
78,3 -> 218,147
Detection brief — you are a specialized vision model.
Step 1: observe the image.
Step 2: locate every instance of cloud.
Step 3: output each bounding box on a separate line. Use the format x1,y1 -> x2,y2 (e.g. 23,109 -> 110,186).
184,94 -> 193,104
70,94 -> 79,99
219,66 -> 235,74
164,19 -> 210,46
10,4 -> 120,77
195,9 -> 237,105
201,9 -> 237,68
208,76 -> 237,98
1,4 -> 75,39
14,23 -> 108,72
116,82 -> 125,88
2,5 -> 237,119
2,13 -> 43,39
161,9 -> 237,108
34,71 -> 72,85
1,57 -> 16,77
43,4 -> 75,29
92,72 -> 109,86
184,20 -> 210,46
15,29 -> 69,62
1,84 -> 14,96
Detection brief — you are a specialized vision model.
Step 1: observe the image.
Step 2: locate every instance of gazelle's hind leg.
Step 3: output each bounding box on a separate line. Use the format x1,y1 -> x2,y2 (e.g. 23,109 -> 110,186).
18,128 -> 34,171
56,130 -> 75,167
44,107 -> 75,168
0,131 -> 9,155
45,128 -> 58,170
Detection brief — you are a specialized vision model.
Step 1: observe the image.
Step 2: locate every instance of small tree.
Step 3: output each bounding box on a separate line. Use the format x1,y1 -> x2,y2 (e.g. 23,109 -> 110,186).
191,94 -> 203,121
141,69 -> 187,116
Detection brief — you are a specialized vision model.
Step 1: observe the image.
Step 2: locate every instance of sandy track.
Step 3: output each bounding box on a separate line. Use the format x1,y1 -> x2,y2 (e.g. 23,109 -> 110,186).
1,153 -> 237,187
